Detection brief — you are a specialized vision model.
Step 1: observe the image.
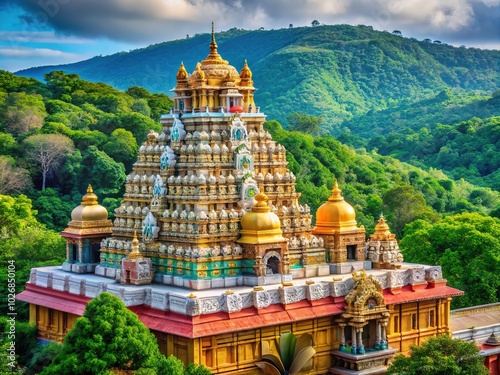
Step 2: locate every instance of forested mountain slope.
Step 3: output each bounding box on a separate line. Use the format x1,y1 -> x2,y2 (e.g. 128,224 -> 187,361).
17,24 -> 500,132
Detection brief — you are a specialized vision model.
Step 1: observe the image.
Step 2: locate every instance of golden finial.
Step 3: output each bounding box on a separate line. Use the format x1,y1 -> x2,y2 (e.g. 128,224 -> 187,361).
328,180 -> 344,202
189,293 -> 197,298
252,191 -> 271,213
128,231 -> 142,259
225,289 -> 234,295
305,280 -> 315,285
253,286 -> 264,291
210,21 -> 218,54
81,184 -> 98,205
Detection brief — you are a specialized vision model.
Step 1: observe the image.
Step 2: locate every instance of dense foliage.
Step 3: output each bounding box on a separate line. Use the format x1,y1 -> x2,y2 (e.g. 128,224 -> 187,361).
16,25 -> 500,131
387,335 -> 488,375
265,121 -> 499,236
0,194 -> 65,320
400,213 -> 500,309
341,91 -> 500,191
0,70 -> 171,231
41,292 -> 210,375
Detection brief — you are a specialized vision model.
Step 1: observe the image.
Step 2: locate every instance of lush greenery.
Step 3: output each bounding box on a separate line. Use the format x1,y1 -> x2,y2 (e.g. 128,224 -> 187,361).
387,335 -> 488,375
41,292 -> 210,375
265,121 -> 499,236
16,25 -> 500,132
0,194 -> 65,320
0,70 -> 172,232
341,91 -> 500,191
400,213 -> 500,309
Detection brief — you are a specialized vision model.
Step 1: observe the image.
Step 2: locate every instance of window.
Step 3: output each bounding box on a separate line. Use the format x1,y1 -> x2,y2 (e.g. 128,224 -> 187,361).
428,310 -> 435,327
394,316 -> 400,333
411,313 -> 417,330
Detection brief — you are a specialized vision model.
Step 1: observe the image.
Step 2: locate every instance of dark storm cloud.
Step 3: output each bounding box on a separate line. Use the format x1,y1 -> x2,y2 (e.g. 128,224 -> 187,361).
5,0 -> 499,48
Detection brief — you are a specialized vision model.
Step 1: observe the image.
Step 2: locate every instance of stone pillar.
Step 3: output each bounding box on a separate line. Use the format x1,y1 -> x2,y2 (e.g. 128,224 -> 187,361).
375,321 -> 381,349
381,323 -> 388,349
358,327 -> 365,354
351,326 -> 357,354
339,324 -> 346,350
77,239 -> 83,263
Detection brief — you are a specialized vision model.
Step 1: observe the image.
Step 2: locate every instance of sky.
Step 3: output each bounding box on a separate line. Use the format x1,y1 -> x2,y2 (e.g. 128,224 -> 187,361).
0,0 -> 499,72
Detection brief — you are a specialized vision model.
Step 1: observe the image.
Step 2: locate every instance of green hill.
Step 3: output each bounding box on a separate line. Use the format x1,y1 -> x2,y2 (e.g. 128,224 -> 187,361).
17,24 -> 500,132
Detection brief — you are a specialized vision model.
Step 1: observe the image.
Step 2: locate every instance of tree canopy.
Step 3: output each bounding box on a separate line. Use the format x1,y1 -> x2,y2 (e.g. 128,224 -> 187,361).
41,292 -> 210,375
41,292 -> 164,374
387,335 -> 488,375
400,212 -> 500,308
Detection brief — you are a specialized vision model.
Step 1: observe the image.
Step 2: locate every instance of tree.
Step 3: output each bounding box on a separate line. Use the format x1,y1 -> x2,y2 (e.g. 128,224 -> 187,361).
0,156 -> 30,194
400,213 -> 500,308
0,194 -> 65,319
383,184 -> 437,237
102,128 -> 138,171
41,292 -> 164,374
311,20 -> 320,27
81,146 -> 126,196
132,98 -> 152,117
2,92 -> 46,134
387,335 -> 488,375
287,112 -> 322,135
24,134 -> 74,190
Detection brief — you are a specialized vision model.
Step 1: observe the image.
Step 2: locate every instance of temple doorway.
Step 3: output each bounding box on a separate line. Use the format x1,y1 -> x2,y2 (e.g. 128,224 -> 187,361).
347,245 -> 356,260
263,250 -> 282,275
267,256 -> 280,274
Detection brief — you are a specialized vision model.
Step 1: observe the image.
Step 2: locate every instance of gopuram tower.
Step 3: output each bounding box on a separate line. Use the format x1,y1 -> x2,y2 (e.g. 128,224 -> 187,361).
96,24 -> 330,289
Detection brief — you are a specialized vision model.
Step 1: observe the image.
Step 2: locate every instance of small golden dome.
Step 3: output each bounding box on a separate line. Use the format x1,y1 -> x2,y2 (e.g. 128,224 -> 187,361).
176,62 -> 188,81
240,60 -> 252,79
238,192 -> 285,244
370,214 -> 395,241
71,185 -> 109,222
314,181 -> 358,234
192,62 -> 206,80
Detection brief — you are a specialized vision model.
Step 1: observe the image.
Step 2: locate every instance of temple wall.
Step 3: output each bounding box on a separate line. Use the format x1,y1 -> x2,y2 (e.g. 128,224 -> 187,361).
387,298 -> 451,354
30,304 -> 78,343
153,316 -> 340,375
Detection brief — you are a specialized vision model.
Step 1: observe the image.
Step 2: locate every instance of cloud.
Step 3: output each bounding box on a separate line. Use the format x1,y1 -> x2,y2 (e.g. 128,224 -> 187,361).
0,46 -> 87,71
0,46 -> 80,58
0,31 -> 91,44
4,0 -> 499,48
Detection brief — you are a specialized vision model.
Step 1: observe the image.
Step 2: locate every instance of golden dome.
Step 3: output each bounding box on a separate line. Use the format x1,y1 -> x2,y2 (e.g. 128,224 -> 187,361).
195,23 -> 240,83
70,185 -> 109,222
314,181 -> 358,234
176,62 -> 188,81
240,60 -> 252,79
238,192 -> 285,244
370,214 -> 395,241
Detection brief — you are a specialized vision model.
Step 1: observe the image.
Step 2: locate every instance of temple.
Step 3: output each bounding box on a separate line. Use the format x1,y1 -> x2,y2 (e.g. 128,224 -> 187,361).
18,25 -> 463,375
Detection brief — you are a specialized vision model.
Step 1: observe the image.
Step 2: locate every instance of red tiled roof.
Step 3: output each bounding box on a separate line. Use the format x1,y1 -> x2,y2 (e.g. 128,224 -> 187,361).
16,281 -> 463,339
17,284 -> 90,316
383,284 -> 464,305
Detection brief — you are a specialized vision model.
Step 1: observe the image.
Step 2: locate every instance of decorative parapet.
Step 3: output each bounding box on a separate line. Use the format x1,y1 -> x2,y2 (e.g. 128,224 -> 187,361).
28,264 -> 449,317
